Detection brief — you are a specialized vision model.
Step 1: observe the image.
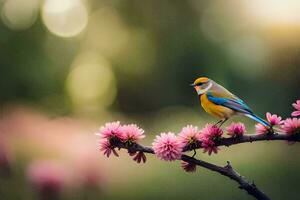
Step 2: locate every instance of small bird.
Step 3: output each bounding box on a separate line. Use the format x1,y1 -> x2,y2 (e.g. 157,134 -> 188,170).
191,77 -> 269,127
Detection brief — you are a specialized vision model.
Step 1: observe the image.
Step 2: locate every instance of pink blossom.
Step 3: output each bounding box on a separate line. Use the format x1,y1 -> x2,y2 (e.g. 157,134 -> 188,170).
200,124 -> 223,140
98,139 -> 119,158
131,151 -> 147,163
152,132 -> 183,161
120,124 -> 145,143
292,100 -> 300,117
98,121 -> 123,140
266,112 -> 283,126
27,161 -> 68,197
199,124 -> 223,155
226,122 -> 246,137
282,118 -> 300,134
255,123 -> 269,135
201,137 -> 220,155
178,125 -> 201,148
181,161 -> 196,173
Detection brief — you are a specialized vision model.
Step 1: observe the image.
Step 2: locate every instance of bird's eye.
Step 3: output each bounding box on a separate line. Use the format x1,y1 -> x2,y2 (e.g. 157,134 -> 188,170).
196,82 -> 204,86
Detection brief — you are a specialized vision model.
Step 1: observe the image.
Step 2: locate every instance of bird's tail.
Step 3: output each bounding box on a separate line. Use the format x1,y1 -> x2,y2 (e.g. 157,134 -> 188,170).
244,113 -> 270,127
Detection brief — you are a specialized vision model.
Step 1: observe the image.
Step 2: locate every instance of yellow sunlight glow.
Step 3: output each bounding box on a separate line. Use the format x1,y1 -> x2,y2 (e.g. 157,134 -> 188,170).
245,0 -> 300,26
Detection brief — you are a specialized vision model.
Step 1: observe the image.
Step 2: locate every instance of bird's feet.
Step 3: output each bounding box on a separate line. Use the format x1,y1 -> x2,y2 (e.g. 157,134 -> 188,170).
214,118 -> 228,128
192,149 -> 197,158
214,120 -> 223,127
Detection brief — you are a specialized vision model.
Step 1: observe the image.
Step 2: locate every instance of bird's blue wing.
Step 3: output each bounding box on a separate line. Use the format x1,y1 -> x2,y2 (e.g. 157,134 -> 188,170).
206,92 -> 253,114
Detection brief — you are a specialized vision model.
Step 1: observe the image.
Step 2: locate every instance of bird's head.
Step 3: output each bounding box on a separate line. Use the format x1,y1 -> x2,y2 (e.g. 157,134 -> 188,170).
190,77 -> 213,95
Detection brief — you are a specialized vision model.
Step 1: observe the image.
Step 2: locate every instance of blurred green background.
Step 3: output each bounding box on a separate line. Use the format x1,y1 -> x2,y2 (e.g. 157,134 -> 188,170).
0,0 -> 300,199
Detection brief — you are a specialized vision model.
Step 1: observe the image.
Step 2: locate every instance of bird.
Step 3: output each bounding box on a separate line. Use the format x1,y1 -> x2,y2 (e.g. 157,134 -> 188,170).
190,77 -> 269,127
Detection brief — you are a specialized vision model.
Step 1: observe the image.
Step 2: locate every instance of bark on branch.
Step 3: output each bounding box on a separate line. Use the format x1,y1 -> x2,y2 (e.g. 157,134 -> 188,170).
184,132 -> 300,151
181,156 -> 270,200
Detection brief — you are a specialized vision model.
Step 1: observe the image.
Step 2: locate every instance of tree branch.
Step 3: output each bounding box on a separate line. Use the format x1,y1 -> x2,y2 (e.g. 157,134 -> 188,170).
181,156 -> 270,200
116,142 -> 271,200
184,132 -> 300,151
113,132 -> 300,200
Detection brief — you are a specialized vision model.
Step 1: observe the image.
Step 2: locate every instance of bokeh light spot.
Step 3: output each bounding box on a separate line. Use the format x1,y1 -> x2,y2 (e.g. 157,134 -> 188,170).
66,52 -> 117,113
1,0 -> 39,30
42,0 -> 88,38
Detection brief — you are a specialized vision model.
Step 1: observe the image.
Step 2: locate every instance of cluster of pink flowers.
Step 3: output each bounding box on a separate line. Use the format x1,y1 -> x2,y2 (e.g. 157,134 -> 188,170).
255,100 -> 300,135
152,123 -> 244,162
97,121 -> 146,163
150,122 -> 246,171
255,112 -> 283,134
97,122 -> 247,170
98,99 -> 300,172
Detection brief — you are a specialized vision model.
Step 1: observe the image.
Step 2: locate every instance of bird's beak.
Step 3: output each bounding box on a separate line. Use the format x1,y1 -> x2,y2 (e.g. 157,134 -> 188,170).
190,83 -> 195,87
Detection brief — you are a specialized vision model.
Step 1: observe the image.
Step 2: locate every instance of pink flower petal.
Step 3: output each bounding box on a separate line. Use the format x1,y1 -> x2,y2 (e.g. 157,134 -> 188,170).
292,100 -> 300,111
292,111 -> 300,117
98,139 -> 119,158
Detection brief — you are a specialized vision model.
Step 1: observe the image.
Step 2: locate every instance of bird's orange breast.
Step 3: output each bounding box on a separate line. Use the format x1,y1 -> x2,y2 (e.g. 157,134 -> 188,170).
200,94 -> 234,119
